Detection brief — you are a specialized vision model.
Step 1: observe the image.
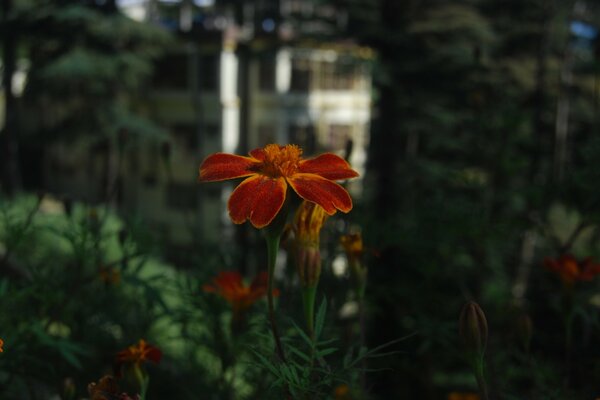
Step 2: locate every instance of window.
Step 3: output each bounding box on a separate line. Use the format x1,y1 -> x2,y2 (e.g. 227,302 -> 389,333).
320,61 -> 355,90
290,59 -> 311,92
257,124 -> 276,146
171,123 -> 220,151
166,183 -> 198,211
199,54 -> 219,91
172,124 -> 198,150
154,53 -> 188,90
327,125 -> 351,151
259,55 -> 276,91
289,123 -> 316,154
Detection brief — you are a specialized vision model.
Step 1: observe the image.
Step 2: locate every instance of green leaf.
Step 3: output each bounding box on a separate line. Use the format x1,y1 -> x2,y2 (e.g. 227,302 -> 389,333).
314,297 -> 327,340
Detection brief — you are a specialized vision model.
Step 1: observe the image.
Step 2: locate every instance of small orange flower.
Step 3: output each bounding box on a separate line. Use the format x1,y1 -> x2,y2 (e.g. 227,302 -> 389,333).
199,144 -> 359,228
99,266 -> 121,285
88,375 -> 139,400
116,339 -> 162,367
334,384 -> 352,400
203,271 -> 277,314
340,233 -> 364,261
447,392 -> 480,400
340,233 -> 368,298
0,338 -> 3,353
543,254 -> 600,286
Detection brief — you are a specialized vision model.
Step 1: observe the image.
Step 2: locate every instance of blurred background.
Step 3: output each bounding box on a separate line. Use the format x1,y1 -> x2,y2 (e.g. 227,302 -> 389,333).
1,0 -> 600,399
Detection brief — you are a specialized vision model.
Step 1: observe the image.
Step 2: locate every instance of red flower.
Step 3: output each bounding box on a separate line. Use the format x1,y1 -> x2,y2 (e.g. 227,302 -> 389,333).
116,339 -> 162,367
199,144 -> 359,228
88,375 -> 140,400
203,271 -> 278,314
543,254 -> 600,286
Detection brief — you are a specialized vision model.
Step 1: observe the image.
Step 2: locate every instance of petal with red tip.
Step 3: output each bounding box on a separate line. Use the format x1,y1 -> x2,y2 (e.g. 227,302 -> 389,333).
299,153 -> 359,180
145,345 -> 162,363
287,173 -> 353,215
228,175 -> 287,228
199,153 -> 258,182
249,148 -> 266,160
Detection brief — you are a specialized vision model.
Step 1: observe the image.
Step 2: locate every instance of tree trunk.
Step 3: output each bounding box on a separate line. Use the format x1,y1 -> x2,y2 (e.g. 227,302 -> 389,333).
1,0 -> 22,196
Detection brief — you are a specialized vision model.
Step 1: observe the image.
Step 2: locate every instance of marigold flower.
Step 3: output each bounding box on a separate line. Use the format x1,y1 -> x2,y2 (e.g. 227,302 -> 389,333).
334,384 -> 352,400
88,375 -> 140,400
340,233 -> 364,261
203,271 -> 278,315
543,254 -> 600,286
199,144 -> 359,228
116,339 -> 162,367
293,201 -> 329,287
340,233 -> 368,298
99,266 -> 121,285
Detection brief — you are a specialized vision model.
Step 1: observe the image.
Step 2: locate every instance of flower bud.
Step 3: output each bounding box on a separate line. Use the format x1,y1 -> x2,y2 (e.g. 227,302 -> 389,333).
293,201 -> 328,288
340,233 -> 367,298
459,301 -> 488,358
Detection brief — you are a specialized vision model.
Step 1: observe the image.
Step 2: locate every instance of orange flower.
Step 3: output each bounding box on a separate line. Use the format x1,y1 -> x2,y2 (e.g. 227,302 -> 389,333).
88,375 -> 139,400
199,144 -> 359,228
334,384 -> 352,400
543,254 -> 600,286
0,338 -> 3,353
340,233 -> 364,261
203,271 -> 277,314
99,266 -> 121,285
340,233 -> 368,298
116,339 -> 162,367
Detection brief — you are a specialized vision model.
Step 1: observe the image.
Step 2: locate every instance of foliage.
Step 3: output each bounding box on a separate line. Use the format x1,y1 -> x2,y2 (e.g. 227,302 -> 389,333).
343,0 -> 600,398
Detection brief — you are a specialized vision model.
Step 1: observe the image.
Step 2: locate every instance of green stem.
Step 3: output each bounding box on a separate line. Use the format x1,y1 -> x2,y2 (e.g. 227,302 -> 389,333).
358,297 -> 366,392
266,234 -> 286,363
473,359 -> 489,400
302,285 -> 317,338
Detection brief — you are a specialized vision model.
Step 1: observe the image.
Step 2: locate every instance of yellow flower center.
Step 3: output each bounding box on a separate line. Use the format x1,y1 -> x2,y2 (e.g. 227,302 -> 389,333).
260,144 -> 302,178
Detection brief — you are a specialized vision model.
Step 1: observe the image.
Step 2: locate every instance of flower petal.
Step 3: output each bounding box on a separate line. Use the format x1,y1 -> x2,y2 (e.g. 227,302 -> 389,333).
199,153 -> 258,182
144,346 -> 162,364
298,153 -> 359,180
288,173 -> 353,215
249,148 -> 266,160
228,175 -> 287,228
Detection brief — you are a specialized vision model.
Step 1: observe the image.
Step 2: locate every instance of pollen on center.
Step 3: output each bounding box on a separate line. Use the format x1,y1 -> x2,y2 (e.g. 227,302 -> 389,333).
261,144 -> 302,177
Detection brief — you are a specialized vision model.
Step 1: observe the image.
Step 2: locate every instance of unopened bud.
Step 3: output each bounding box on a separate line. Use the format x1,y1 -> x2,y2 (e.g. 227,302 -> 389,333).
340,233 -> 367,298
459,301 -> 488,358
293,201 -> 328,288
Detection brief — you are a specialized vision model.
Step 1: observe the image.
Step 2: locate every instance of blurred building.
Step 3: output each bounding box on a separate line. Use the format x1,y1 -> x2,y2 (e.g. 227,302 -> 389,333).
50,0 -> 373,247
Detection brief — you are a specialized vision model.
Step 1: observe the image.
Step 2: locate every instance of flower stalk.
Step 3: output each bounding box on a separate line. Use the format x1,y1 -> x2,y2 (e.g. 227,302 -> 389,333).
459,301 -> 489,400
263,203 -> 290,363
292,201 -> 328,338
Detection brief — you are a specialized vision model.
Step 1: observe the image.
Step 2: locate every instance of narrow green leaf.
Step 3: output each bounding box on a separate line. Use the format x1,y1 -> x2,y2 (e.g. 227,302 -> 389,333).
314,297 -> 327,340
